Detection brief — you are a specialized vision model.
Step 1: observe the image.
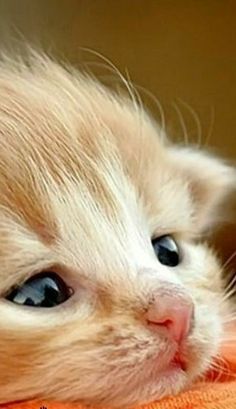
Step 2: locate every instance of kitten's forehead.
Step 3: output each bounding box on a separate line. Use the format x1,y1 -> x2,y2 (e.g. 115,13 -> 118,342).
0,57 -> 192,248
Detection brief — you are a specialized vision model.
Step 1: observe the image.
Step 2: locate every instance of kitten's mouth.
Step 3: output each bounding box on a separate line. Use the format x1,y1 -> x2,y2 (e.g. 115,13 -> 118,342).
156,351 -> 188,386
171,351 -> 187,371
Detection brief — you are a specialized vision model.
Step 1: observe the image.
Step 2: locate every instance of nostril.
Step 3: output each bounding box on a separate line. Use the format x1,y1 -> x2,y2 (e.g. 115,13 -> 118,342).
147,317 -> 173,328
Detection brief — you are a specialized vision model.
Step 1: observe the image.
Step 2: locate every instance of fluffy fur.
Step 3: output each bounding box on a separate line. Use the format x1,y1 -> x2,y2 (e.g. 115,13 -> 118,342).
0,51 -> 235,407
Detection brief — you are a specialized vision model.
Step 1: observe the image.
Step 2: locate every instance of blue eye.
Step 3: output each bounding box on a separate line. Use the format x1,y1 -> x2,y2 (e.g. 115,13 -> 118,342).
152,235 -> 180,267
6,272 -> 73,308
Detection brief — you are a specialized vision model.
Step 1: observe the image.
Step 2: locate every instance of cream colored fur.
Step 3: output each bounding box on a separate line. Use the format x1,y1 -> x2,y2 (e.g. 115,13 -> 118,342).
0,51 -> 234,407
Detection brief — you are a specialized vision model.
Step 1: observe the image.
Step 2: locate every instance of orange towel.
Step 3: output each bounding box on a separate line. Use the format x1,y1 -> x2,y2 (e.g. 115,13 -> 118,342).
1,337 -> 236,409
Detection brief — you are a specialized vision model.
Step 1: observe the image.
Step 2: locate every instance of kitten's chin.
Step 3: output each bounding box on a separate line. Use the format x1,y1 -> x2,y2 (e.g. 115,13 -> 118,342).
101,365 -> 188,408
97,347 -> 211,407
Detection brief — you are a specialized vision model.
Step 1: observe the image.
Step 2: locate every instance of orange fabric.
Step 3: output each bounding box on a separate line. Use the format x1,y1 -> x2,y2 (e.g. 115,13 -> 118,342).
1,337 -> 236,409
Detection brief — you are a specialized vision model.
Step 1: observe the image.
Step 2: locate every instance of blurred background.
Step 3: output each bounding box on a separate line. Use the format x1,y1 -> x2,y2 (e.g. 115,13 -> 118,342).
0,0 -> 235,277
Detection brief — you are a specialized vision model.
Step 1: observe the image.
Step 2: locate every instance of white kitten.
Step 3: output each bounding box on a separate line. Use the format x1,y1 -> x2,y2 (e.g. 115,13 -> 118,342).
0,51 -> 234,407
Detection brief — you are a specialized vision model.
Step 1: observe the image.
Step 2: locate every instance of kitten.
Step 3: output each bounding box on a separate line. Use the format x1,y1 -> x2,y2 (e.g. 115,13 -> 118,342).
0,51 -> 234,407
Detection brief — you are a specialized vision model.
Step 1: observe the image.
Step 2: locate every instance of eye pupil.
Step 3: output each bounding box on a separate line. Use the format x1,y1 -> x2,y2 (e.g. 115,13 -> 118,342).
152,235 -> 180,267
6,272 -> 72,308
43,284 -> 60,307
25,297 -> 36,307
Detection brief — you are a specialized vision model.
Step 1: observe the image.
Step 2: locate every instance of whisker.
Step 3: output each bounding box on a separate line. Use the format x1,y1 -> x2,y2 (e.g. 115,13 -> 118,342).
125,69 -> 144,111
172,101 -> 189,146
222,250 -> 236,271
124,68 -> 145,140
177,98 -> 202,148
227,272 -> 236,290
222,315 -> 236,324
76,59 -> 108,82
208,355 -> 235,380
204,105 -> 215,147
215,251 -> 236,306
221,285 -> 236,305
78,49 -> 149,181
132,83 -> 166,141
79,47 -> 140,117
221,272 -> 236,304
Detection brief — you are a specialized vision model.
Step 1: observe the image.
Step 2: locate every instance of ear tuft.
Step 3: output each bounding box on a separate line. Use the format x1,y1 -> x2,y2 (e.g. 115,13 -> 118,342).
169,147 -> 236,232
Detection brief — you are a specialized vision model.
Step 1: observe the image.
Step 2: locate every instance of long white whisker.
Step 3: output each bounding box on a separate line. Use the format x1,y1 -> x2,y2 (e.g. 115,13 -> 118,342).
204,105 -> 215,147
206,358 -> 233,381
222,314 -> 236,323
133,83 -> 166,141
220,270 -> 236,304
125,68 -> 144,114
124,68 -> 145,141
222,251 -> 236,271
177,98 -> 202,148
172,101 -> 189,146
80,47 -> 140,116
220,285 -> 236,305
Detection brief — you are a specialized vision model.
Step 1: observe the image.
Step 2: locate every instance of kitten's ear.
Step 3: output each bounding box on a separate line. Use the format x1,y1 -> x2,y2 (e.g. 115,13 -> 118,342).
169,147 -> 236,232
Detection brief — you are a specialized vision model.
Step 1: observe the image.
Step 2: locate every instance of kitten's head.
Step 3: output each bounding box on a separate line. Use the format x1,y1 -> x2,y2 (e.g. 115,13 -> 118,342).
0,53 -> 234,407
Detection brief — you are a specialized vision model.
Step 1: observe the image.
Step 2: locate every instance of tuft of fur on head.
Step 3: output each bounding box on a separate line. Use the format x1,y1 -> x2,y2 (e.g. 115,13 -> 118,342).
0,50 -> 235,407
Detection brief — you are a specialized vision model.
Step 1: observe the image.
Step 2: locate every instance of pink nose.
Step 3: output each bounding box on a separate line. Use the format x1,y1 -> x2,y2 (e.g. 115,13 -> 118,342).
146,292 -> 194,343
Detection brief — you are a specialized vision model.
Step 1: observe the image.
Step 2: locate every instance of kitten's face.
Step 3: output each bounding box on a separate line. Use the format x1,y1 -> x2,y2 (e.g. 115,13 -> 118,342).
0,54 -> 234,407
